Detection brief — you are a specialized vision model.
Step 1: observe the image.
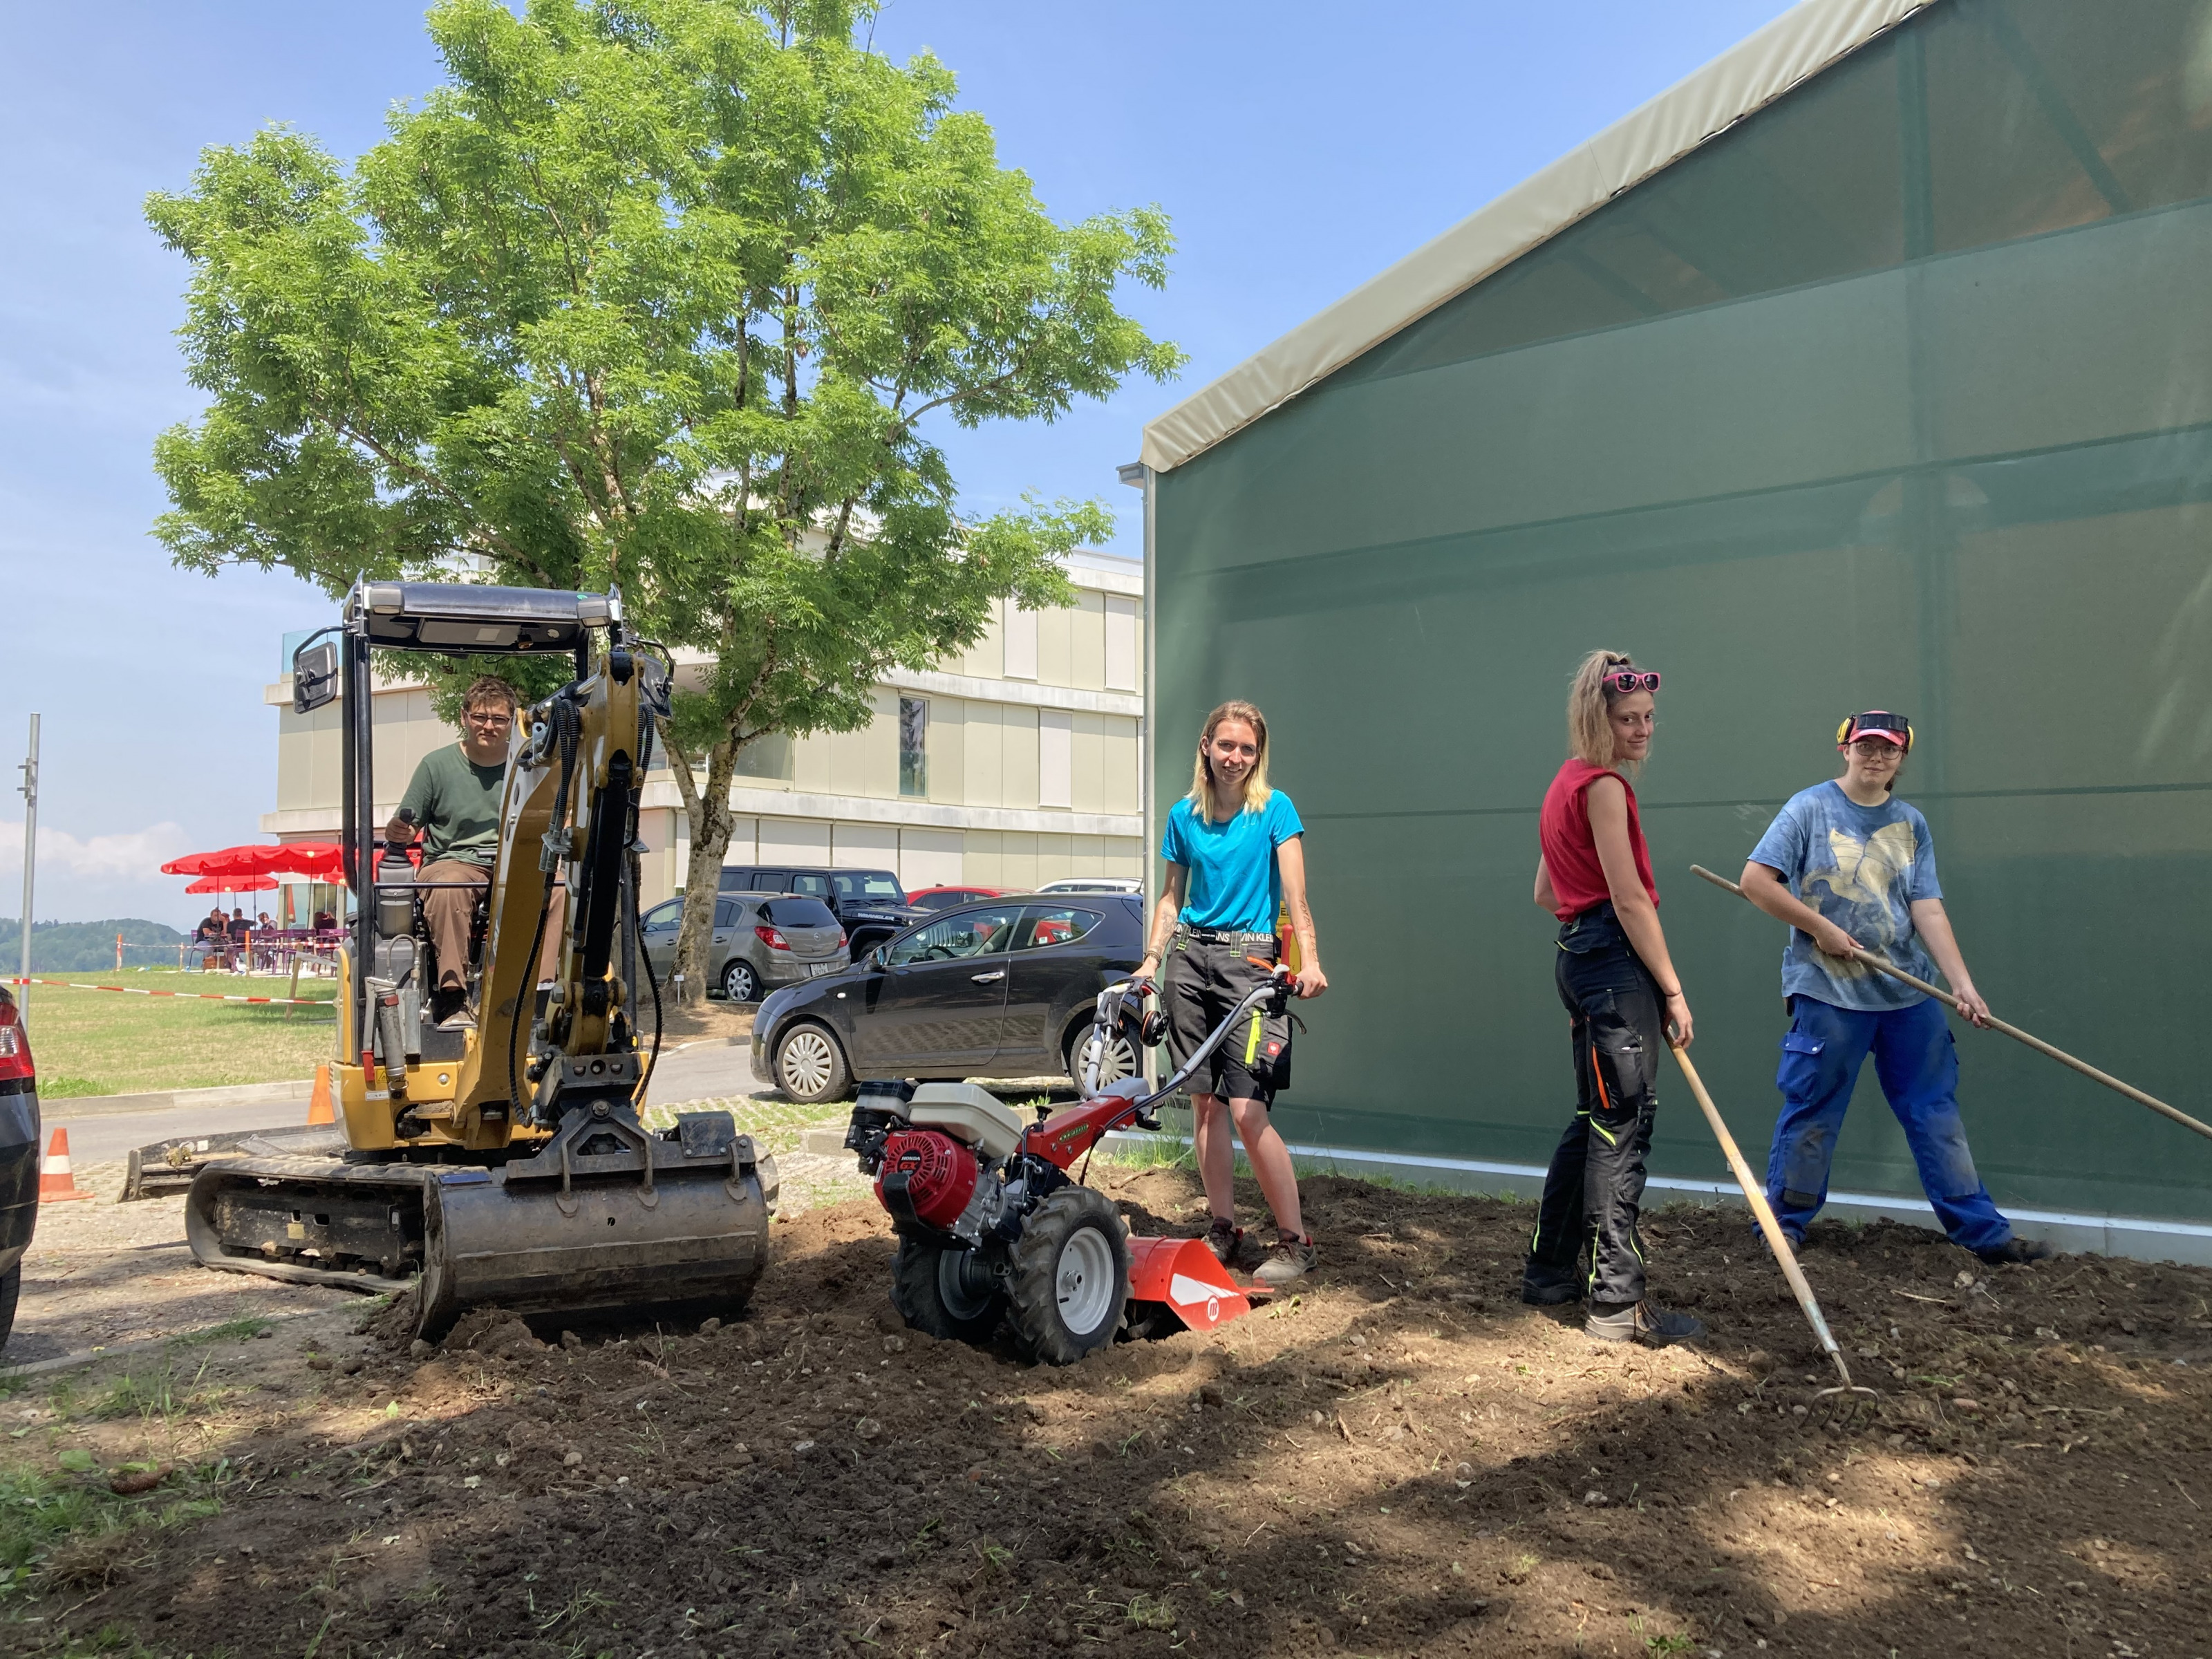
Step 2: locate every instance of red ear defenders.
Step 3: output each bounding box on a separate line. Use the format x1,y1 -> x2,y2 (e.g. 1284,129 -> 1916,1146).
1836,711 -> 1913,753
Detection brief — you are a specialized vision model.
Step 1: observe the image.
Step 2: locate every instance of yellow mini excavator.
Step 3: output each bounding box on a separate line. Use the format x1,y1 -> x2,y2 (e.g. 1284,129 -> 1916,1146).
144,581 -> 774,1338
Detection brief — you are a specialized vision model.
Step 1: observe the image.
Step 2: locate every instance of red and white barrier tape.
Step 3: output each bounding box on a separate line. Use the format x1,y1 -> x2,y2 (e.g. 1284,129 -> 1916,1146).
1,977 -> 332,1007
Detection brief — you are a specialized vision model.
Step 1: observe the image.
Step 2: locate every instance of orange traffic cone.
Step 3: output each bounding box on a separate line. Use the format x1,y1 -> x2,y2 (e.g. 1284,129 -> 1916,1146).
38,1128 -> 93,1203
306,1064 -> 335,1125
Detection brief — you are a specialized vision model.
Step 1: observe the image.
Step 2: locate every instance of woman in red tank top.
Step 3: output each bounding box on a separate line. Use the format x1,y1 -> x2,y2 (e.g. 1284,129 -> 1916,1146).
1524,651 -> 1703,1348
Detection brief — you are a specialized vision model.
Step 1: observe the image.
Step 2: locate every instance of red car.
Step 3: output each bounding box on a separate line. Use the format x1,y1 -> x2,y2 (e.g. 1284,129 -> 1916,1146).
0,985 -> 37,1349
906,885 -> 1010,914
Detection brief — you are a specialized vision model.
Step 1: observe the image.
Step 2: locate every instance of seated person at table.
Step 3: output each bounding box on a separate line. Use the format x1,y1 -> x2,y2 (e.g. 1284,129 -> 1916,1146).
312,910 -> 336,933
386,676 -> 521,1030
188,908 -> 226,969
256,910 -> 275,932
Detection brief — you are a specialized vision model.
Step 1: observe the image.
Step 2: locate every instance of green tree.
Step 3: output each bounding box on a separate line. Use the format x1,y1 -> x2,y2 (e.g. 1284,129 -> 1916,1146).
149,0 -> 1180,989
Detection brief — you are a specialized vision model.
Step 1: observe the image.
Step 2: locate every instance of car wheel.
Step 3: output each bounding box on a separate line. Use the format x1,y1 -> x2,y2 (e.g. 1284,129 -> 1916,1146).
1006,1186 -> 1129,1366
890,1232 -> 1006,1343
0,1263 -> 17,1351
1066,1019 -> 1141,1092
720,958 -> 760,1003
774,1021 -> 851,1103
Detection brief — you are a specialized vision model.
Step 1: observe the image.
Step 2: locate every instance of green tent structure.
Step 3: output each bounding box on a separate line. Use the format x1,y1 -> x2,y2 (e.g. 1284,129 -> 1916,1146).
1129,0 -> 2212,1263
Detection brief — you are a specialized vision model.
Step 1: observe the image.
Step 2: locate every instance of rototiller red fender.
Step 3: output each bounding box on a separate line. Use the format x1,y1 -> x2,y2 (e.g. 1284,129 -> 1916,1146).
844,963 -> 1295,1364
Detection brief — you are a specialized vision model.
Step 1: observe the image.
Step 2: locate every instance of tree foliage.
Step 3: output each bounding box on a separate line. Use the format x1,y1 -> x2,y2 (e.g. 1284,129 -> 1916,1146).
150,0 -> 1181,982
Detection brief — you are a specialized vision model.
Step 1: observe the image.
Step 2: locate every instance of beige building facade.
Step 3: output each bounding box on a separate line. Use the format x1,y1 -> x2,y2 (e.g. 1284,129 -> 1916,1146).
262,552 -> 1146,903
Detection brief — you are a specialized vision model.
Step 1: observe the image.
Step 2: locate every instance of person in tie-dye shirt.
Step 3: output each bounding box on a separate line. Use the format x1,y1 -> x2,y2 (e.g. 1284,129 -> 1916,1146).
1739,712 -> 2052,1267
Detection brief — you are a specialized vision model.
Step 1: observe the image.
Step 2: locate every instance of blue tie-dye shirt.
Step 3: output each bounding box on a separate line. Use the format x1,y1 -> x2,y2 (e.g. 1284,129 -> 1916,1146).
1747,782 -> 1943,1012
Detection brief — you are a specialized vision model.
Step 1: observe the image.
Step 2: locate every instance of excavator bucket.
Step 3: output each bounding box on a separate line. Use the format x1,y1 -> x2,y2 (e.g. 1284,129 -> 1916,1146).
1124,1235 -> 1269,1334
182,1107 -> 776,1338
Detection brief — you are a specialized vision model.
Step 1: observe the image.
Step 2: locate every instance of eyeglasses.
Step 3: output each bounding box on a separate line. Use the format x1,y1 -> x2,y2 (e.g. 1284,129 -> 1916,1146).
1603,669 -> 1660,694
464,711 -> 514,728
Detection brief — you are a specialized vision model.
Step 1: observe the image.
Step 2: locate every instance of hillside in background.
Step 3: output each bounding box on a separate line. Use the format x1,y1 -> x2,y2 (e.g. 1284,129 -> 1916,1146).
0,919 -> 189,973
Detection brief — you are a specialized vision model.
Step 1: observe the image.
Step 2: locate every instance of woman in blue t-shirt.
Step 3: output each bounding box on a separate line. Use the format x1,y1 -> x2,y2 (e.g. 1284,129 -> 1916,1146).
1134,700 -> 1328,1284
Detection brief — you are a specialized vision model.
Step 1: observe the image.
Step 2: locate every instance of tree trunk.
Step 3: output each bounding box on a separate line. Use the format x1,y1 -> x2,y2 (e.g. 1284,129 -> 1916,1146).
666,724 -> 744,1004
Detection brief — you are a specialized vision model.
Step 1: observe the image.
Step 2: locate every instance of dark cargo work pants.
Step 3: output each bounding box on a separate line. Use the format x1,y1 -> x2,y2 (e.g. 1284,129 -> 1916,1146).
1528,904 -> 1660,1307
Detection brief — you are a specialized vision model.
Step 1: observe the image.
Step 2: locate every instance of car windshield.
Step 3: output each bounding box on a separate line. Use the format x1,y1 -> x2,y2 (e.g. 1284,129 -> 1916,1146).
762,898 -> 838,929
883,906 -> 1020,966
833,870 -> 906,903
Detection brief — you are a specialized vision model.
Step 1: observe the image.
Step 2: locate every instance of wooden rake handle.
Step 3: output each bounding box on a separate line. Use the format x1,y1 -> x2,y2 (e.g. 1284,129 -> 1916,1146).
1689,864 -> 2212,1145
1667,1039 -> 1855,1392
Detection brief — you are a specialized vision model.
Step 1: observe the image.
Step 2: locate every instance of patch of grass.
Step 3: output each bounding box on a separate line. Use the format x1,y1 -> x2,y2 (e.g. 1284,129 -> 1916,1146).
639,1095 -> 850,1155
0,1456 -> 228,1599
22,970 -> 336,1098
170,1316 -> 274,1348
89,1355 -> 232,1425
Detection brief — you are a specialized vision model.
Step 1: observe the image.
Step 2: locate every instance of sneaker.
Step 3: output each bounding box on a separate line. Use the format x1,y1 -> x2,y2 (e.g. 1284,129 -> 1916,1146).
1586,1300 -> 1705,1347
1520,1260 -> 1582,1306
1204,1217 -> 1243,1267
1977,1237 -> 2056,1266
1255,1230 -> 1315,1285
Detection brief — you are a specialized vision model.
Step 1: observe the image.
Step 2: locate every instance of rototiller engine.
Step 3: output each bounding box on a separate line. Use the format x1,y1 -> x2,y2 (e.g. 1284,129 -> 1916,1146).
845,966 -> 1295,1365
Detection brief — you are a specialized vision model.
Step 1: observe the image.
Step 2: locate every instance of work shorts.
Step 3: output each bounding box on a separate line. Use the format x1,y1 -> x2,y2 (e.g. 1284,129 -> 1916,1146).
1161,928 -> 1291,1105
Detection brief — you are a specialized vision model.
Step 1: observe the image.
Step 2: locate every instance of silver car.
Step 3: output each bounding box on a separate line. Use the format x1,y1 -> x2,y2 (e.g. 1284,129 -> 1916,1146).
641,891 -> 850,1003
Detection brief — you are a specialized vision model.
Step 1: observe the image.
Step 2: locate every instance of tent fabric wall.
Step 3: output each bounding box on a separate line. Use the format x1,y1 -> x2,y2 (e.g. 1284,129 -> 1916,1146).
1149,0 -> 2212,1229
1140,0 -> 1939,473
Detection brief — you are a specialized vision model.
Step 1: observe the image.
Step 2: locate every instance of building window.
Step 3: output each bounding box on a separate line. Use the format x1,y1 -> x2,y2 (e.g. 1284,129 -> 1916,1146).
899,697 -> 930,798
1038,709 -> 1072,809
1003,603 -> 1038,679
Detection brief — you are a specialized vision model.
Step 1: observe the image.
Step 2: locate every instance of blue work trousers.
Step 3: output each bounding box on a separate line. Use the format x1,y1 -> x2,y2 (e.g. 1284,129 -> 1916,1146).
1764,994 -> 2012,1255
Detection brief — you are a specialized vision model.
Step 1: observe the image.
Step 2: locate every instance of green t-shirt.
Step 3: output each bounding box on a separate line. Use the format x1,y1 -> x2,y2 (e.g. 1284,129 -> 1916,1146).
397,743 -> 509,867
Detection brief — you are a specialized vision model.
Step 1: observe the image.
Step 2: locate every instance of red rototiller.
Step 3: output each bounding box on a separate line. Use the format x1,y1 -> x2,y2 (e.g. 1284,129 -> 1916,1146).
844,966 -> 1294,1364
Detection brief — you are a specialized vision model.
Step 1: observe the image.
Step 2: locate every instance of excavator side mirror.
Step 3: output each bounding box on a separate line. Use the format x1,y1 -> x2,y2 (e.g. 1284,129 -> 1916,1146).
293,641 -> 339,713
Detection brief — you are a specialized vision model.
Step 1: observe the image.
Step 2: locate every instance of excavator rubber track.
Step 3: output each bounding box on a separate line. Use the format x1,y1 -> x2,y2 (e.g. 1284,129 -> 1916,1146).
181,1108 -> 778,1338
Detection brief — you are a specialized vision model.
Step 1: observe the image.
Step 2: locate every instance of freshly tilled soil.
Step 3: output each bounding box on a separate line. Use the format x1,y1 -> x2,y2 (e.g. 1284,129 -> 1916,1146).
10,1168 -> 2212,1657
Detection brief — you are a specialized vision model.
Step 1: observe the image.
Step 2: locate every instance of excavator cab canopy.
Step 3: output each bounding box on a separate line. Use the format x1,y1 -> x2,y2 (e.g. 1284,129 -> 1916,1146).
292,583 -> 621,714
355,582 -> 616,655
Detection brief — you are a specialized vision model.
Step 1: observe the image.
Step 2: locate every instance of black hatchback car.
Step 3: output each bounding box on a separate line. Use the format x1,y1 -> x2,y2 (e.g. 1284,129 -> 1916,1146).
751,894 -> 1146,1103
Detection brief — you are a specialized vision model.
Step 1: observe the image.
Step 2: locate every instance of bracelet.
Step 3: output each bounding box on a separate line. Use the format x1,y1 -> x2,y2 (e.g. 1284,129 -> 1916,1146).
1660,985 -> 1684,998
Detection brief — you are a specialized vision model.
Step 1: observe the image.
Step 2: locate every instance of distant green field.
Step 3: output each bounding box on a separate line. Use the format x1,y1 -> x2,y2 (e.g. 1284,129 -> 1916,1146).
0,918 -> 189,973
17,970 -> 337,1098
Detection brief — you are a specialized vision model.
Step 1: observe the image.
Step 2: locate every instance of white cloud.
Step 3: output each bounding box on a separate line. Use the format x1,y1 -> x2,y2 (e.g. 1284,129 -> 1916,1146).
0,818 -> 194,883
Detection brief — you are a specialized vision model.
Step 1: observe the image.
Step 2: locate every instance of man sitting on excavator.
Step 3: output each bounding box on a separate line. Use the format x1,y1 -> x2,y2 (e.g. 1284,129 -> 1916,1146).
386,675 -> 520,1030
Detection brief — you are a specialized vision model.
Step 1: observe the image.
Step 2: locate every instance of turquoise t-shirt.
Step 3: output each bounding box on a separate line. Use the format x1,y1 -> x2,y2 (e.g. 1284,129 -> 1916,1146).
1161,791 -> 1304,933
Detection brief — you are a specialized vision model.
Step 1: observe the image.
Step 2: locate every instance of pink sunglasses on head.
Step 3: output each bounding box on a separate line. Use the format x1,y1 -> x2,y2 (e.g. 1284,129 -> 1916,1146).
1603,668 -> 1660,694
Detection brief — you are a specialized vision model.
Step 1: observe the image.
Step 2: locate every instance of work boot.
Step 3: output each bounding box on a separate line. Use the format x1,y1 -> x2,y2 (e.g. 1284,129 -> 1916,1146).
1586,1300 -> 1704,1347
1255,1230 -> 1315,1285
1204,1217 -> 1243,1267
1977,1237 -> 2056,1266
1520,1259 -> 1582,1306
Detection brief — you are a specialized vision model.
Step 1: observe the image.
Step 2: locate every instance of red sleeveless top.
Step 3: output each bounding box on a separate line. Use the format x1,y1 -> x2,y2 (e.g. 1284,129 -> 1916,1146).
1539,758 -> 1658,921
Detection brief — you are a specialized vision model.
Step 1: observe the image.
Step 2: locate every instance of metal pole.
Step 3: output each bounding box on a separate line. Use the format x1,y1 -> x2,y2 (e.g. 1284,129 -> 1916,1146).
16,714 -> 37,1015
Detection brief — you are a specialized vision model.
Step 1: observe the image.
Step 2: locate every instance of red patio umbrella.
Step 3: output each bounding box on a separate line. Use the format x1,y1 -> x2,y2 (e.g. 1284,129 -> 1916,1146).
163,843 -> 344,883
184,874 -> 279,894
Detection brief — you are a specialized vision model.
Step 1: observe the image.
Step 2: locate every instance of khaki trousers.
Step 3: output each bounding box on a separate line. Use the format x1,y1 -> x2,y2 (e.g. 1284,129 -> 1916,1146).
418,859 -> 570,991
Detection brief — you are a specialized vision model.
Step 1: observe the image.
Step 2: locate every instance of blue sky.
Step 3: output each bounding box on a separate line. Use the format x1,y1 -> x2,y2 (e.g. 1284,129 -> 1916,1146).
0,0 -> 1793,927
